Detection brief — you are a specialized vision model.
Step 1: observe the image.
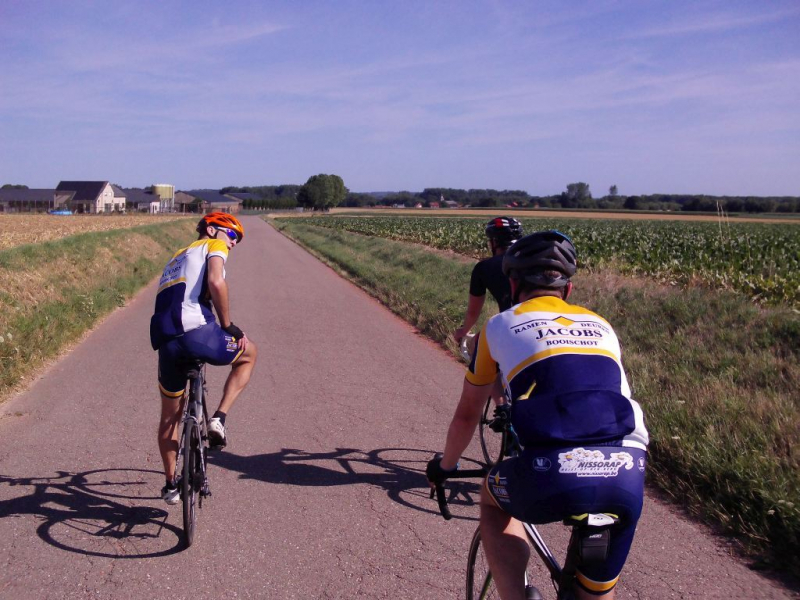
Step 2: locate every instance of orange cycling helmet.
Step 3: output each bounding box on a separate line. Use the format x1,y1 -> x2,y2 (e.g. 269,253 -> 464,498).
197,212 -> 244,243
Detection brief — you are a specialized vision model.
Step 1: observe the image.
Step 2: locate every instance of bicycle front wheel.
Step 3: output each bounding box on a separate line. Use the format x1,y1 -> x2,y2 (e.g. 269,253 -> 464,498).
181,422 -> 200,548
479,399 -> 505,467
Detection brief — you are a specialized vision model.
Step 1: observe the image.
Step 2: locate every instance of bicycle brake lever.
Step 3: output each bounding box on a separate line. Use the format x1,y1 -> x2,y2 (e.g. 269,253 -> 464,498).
434,482 -> 453,520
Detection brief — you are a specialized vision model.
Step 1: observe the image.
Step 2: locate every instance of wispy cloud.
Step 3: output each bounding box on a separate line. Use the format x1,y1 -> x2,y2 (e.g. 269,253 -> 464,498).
2,1 -> 799,194
625,7 -> 799,39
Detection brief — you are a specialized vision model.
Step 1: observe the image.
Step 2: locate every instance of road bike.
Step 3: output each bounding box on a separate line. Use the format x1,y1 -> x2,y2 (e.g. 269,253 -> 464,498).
431,417 -> 621,599
176,361 -> 212,548
459,333 -> 506,467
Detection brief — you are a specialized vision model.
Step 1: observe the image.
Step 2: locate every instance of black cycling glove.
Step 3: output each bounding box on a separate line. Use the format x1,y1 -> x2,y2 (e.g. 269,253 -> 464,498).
223,322 -> 244,340
426,456 -> 458,485
489,403 -> 511,433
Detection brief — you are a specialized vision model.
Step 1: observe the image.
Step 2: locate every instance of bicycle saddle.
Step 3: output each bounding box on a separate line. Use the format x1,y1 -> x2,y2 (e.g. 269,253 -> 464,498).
564,513 -> 620,565
564,513 -> 619,528
179,359 -> 205,378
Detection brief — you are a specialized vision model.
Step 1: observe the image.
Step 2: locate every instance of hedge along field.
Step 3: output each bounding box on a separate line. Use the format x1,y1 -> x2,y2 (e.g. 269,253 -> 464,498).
0,218 -> 197,402
273,216 -> 800,574
295,216 -> 800,307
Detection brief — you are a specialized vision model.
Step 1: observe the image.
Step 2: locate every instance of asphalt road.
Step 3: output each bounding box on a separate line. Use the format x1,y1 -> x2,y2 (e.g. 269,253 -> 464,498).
0,216 -> 794,599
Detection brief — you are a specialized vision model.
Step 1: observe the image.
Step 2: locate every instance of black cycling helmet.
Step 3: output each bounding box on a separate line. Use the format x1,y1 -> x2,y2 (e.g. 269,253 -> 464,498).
502,230 -> 577,289
485,216 -> 523,246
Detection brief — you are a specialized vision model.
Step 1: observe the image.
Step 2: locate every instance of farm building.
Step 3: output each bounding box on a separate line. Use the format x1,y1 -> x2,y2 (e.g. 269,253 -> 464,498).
226,192 -> 257,204
175,191 -> 202,213
56,181 -> 126,214
0,188 -> 68,213
184,190 -> 242,214
119,187 -> 161,213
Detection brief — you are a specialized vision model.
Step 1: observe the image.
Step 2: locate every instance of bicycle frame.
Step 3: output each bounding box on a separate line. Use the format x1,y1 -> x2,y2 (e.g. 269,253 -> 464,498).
183,369 -> 208,438
435,407 -> 619,599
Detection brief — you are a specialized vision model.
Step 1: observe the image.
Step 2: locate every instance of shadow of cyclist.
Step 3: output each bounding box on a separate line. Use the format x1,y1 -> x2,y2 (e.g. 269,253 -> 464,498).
0,469 -> 184,558
210,446 -> 483,519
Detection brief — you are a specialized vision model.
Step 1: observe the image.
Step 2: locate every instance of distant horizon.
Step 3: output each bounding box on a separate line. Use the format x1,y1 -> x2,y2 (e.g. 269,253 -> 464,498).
2,2 -> 799,196
3,180 -> 799,199
5,180 -> 800,199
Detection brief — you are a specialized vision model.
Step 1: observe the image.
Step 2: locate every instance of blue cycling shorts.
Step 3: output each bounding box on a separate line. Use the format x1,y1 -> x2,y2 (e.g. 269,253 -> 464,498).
486,444 -> 646,594
157,322 -> 243,397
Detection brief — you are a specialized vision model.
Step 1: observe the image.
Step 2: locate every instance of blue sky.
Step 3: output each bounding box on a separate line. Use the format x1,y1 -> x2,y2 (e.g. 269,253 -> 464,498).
1,1 -> 798,196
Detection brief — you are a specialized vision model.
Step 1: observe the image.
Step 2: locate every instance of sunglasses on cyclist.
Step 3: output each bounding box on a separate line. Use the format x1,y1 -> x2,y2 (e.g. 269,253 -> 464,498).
215,227 -> 238,243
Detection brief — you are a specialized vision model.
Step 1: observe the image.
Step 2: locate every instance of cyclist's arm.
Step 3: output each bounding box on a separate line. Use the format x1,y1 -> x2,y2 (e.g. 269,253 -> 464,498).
440,379 -> 492,470
455,294 -> 485,342
455,262 -> 489,342
207,255 -> 232,328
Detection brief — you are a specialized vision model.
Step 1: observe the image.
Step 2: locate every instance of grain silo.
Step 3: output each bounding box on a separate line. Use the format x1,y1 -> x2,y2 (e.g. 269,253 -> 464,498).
153,184 -> 175,212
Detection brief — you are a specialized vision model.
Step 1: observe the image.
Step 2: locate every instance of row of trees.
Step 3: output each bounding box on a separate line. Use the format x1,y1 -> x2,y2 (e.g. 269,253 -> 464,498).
8,179 -> 797,214
339,183 -> 800,214
220,185 -> 301,210
222,175 -> 348,211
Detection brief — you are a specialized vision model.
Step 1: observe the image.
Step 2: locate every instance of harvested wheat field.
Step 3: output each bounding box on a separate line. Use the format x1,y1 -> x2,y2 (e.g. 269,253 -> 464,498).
0,214 -> 194,250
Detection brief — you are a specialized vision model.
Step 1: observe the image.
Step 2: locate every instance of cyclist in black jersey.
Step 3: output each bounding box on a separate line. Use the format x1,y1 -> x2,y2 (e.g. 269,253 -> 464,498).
453,216 -> 523,344
454,217 -> 522,411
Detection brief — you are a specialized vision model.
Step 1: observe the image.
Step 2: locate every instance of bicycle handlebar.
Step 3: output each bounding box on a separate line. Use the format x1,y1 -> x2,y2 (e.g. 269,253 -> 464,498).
429,466 -> 489,521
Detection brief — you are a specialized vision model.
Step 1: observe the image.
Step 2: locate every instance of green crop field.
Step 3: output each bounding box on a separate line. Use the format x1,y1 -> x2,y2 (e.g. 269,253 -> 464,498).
274,214 -> 800,572
297,216 -> 800,307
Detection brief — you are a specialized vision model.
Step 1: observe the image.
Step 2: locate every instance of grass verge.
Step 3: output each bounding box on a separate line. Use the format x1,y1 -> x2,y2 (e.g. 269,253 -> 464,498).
274,219 -> 799,575
0,219 -> 197,402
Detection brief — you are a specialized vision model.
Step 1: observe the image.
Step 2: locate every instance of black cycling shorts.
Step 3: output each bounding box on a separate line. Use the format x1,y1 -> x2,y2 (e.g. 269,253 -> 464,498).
486,444 -> 647,594
157,322 -> 243,397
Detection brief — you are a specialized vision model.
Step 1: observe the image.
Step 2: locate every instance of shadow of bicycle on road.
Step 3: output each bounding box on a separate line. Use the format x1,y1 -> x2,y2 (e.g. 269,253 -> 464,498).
211,446 -> 484,521
0,468 -> 183,558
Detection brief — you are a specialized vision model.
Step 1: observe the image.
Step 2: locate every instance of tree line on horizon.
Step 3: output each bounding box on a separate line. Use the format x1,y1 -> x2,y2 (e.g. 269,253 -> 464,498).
219,179 -> 800,214
5,180 -> 796,214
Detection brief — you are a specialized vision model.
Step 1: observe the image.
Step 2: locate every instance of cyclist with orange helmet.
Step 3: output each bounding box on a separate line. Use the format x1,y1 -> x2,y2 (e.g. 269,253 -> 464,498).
150,212 -> 257,505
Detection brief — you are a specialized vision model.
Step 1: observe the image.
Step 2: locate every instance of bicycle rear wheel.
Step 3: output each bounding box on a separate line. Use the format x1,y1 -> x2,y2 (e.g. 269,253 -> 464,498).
467,528 -> 498,600
181,422 -> 200,548
479,399 -> 505,466
468,527 -> 544,600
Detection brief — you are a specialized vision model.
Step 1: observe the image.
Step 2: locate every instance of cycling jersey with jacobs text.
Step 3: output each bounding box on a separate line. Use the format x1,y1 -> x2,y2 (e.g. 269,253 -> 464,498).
467,296 -> 648,450
149,238 -> 229,350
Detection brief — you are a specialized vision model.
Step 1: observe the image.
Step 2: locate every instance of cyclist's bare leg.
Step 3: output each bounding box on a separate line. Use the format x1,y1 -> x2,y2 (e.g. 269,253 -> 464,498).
216,340 -> 257,415
480,484 -> 530,600
490,376 -> 505,407
158,394 -> 184,481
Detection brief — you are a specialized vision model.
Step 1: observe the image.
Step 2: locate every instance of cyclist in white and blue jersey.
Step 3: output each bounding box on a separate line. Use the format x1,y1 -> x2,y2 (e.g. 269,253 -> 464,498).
150,212 -> 257,505
429,231 -> 648,600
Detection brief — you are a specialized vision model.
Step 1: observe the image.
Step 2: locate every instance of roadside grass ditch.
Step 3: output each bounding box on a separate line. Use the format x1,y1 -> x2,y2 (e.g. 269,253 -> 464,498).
0,219 -> 197,403
273,217 -> 799,574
